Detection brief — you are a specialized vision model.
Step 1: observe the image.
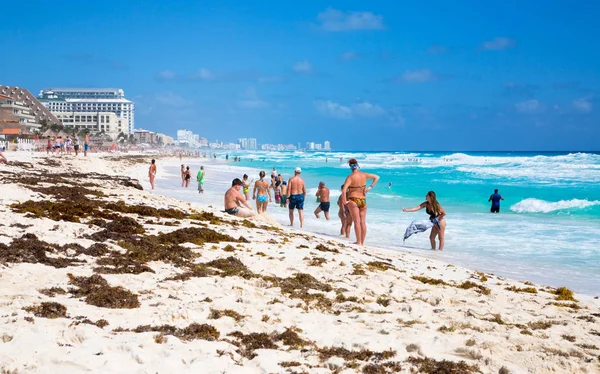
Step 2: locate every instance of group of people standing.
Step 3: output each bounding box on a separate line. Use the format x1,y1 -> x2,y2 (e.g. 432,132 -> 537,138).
223,158 -> 448,249
180,164 -> 205,193
45,132 -> 90,157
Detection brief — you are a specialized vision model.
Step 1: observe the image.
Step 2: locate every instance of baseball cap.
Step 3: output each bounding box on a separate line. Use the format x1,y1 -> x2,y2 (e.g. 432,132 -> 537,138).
295,167 -> 302,173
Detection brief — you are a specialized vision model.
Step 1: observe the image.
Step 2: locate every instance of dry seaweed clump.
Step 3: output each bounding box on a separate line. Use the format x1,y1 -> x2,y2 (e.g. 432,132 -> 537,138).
458,281 -> 491,295
120,323 -> 220,341
554,287 -> 577,301
362,362 -> 403,374
264,273 -> 334,308
367,261 -> 396,272
412,276 -> 449,286
315,244 -> 340,254
38,287 -> 67,297
0,233 -> 84,268
505,285 -> 538,294
205,256 -> 255,278
407,357 -> 481,374
117,236 -> 198,267
68,273 -> 140,309
156,227 -> 248,245
318,347 -> 396,362
24,302 -> 68,319
228,327 -> 311,359
208,309 -> 244,322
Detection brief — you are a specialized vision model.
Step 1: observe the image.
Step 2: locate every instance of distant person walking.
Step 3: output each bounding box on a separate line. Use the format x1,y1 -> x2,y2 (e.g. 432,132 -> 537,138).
224,178 -> 255,217
253,171 -> 272,214
46,137 -> 52,155
197,166 -> 205,194
148,159 -> 157,190
73,134 -> 80,156
287,167 -> 306,228
314,181 -> 331,219
180,165 -> 186,187
488,189 -> 504,213
403,191 -> 447,251
341,159 -> 380,246
84,131 -> 89,156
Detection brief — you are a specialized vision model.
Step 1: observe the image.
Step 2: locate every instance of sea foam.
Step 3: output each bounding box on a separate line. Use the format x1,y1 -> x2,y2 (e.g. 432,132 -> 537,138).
510,198 -> 600,213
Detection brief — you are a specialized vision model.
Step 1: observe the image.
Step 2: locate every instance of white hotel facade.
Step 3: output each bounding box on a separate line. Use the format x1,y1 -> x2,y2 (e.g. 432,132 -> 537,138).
38,88 -> 134,134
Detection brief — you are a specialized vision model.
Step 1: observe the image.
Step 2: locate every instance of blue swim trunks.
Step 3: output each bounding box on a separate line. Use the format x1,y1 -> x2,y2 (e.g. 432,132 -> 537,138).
289,194 -> 304,210
257,195 -> 268,203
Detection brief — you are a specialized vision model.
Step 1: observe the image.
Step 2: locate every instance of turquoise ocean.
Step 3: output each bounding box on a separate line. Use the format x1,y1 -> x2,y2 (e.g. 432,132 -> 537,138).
160,151 -> 600,295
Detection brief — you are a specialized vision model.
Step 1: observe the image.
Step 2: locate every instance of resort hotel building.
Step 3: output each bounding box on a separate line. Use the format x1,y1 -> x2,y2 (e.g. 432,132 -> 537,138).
38,88 -> 135,137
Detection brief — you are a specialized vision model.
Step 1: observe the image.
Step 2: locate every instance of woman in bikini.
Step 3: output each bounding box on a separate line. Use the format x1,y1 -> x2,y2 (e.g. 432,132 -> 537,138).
341,158 -> 380,245
181,165 -> 186,187
184,166 -> 191,187
242,174 -> 253,200
253,171 -> 272,214
403,191 -> 447,250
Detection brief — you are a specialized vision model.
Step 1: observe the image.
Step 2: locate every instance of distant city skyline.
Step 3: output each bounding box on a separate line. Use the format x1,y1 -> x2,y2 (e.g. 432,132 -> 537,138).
1,1 -> 599,150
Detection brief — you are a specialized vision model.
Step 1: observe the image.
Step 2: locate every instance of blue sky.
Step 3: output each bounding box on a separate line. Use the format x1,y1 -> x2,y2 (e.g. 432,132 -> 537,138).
1,0 -> 599,151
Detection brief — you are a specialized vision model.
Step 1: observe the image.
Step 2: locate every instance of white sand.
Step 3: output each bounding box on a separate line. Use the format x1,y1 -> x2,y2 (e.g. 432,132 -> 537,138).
1,151 -> 599,374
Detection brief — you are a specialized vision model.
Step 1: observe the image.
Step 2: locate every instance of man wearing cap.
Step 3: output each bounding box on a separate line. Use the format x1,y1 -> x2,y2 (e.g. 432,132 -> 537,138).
286,167 -> 306,228
314,181 -> 331,220
224,178 -> 255,217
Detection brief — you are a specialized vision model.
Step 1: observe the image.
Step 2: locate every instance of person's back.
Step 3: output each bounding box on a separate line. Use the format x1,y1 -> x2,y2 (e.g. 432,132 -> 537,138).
489,189 -> 503,213
287,168 -> 306,227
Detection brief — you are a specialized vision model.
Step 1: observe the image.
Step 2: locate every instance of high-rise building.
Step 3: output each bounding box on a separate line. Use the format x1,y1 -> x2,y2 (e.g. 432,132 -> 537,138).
54,112 -> 129,139
247,138 -> 257,150
38,88 -> 135,133
0,94 -> 41,132
177,129 -> 200,148
238,138 -> 248,149
238,137 -> 257,150
324,141 -> 331,150
0,85 -> 60,126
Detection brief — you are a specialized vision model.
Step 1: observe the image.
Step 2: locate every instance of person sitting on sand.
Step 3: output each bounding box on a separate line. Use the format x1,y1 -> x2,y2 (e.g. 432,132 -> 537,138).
253,171 -> 272,214
0,147 -> 7,164
148,159 -> 157,190
314,181 -> 331,220
224,178 -> 255,217
286,167 -> 306,228
403,191 -> 447,250
341,158 -> 380,246
337,185 -> 352,238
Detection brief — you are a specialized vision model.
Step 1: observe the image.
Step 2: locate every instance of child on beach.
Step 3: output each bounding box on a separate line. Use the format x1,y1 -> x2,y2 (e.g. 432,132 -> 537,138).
273,180 -> 282,205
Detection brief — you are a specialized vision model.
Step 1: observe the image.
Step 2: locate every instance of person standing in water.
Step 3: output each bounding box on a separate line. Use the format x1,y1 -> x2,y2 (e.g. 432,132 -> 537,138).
403,191 -> 447,250
314,181 -> 331,220
337,185 -> 352,238
197,166 -> 205,193
253,171 -> 272,214
287,167 -> 306,228
184,166 -> 191,187
341,159 -> 380,246
488,189 -> 504,213
148,159 -> 157,190
242,174 -> 252,200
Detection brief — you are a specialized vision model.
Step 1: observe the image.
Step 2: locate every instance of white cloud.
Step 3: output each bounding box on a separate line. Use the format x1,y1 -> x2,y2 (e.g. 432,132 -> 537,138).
352,102 -> 386,117
482,37 -> 515,50
340,51 -> 361,61
515,99 -> 544,114
572,97 -> 593,113
293,60 -> 313,74
156,69 -> 176,80
314,100 -> 387,119
155,92 -> 192,107
401,69 -> 436,83
314,100 -> 353,119
191,68 -> 216,81
317,8 -> 384,32
238,87 -> 269,109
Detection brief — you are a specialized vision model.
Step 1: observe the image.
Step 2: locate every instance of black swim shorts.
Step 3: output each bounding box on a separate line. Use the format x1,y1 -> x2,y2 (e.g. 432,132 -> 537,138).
319,202 -> 330,212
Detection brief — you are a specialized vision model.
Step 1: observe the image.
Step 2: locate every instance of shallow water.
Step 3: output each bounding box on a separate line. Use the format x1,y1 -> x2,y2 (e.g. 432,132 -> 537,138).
154,151 -> 600,295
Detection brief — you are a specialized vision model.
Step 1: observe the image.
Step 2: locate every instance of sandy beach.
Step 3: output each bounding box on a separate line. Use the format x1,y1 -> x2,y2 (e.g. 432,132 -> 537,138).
1,152 -> 599,374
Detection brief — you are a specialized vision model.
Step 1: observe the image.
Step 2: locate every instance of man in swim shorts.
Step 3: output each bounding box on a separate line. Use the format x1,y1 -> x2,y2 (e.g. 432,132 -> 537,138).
84,131 -> 89,156
197,166 -> 205,194
286,167 -> 306,228
314,181 -> 331,220
488,189 -> 504,213
224,178 -> 255,217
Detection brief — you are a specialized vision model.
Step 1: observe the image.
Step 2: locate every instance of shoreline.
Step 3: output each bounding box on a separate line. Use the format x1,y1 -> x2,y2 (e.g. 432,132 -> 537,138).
127,154 -> 600,298
1,152 -> 599,373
